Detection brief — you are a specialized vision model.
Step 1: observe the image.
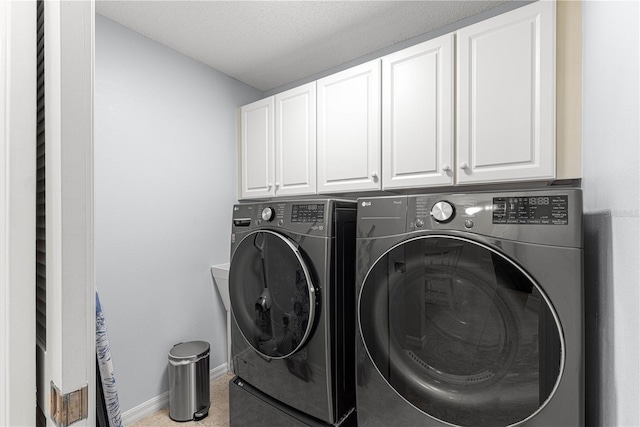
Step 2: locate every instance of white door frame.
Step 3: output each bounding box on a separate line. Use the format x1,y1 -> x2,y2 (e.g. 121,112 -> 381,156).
40,1 -> 95,425
0,1 -> 37,426
1,1 -> 95,425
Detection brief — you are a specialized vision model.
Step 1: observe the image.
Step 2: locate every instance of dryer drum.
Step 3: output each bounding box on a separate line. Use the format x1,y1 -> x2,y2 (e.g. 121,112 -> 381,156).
358,235 -> 563,427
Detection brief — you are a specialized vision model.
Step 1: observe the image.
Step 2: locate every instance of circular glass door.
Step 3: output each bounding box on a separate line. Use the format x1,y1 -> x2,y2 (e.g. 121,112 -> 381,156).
230,230 -> 316,359
358,235 -> 563,427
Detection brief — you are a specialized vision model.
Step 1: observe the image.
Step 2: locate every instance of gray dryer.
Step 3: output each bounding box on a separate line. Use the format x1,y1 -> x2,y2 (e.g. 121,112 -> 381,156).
355,189 -> 583,427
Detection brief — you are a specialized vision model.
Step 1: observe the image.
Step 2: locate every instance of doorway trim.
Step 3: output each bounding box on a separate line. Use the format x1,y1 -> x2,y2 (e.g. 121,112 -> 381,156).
0,1 -> 37,425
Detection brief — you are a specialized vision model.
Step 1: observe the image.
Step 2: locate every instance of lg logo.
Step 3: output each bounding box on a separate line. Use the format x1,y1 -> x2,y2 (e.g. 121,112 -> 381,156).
361,201 -> 371,207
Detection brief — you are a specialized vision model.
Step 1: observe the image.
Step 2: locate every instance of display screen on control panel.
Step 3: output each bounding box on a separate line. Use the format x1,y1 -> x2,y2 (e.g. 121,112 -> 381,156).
291,204 -> 325,223
493,195 -> 569,225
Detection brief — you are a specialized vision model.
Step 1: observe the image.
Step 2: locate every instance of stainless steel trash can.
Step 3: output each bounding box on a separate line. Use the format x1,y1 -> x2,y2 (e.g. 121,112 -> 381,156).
168,341 -> 210,421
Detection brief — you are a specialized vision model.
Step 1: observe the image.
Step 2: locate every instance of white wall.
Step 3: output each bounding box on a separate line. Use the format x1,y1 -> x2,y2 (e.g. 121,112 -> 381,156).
582,1 -> 640,426
94,15 -> 261,414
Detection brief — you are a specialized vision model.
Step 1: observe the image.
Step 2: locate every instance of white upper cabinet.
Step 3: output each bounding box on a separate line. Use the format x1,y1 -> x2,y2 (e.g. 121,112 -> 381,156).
382,34 -> 454,189
240,83 -> 316,199
456,0 -> 556,184
240,97 -> 274,198
317,60 -> 381,193
275,83 -> 316,196
239,1 -> 565,197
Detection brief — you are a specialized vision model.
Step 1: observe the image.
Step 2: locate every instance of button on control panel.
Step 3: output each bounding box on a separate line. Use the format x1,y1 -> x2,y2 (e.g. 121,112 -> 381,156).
261,207 -> 275,222
431,201 -> 455,223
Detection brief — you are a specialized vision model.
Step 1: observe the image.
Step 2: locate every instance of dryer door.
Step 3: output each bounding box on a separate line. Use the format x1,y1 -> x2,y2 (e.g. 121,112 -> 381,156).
230,230 -> 316,359
358,235 -> 563,427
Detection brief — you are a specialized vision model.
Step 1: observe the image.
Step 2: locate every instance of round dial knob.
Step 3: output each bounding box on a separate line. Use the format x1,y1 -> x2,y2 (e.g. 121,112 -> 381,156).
431,201 -> 455,223
261,207 -> 275,222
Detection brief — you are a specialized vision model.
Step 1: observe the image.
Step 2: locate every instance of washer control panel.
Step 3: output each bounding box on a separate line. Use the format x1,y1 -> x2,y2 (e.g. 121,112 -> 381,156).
255,204 -> 285,226
232,200 -> 348,238
291,203 -> 325,223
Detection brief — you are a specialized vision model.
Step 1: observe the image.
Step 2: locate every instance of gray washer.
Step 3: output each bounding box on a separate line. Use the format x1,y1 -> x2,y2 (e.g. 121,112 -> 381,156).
229,199 -> 357,425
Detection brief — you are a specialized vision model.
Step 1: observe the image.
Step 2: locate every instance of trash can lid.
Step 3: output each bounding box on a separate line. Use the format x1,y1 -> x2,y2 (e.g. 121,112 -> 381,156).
169,340 -> 210,362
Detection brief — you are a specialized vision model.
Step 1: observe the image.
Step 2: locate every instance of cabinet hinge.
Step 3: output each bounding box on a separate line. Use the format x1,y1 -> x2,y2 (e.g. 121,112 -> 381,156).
50,382 -> 89,427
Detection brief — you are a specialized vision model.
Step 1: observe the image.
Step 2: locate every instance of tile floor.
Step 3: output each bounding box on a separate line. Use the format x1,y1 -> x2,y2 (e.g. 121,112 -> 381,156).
130,373 -> 235,427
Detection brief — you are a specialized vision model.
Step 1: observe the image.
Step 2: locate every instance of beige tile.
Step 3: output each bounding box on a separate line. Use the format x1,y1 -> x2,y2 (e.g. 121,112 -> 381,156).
129,408 -> 174,427
131,373 -> 234,427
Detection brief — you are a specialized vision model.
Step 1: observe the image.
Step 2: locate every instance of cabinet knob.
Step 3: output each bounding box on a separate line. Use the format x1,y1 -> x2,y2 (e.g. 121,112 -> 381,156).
371,171 -> 378,181
459,162 -> 469,170
275,182 -> 280,188
267,183 -> 273,189
442,164 -> 451,172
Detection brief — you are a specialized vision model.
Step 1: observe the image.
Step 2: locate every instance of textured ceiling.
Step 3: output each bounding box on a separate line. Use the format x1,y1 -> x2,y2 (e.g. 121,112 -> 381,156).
96,1 -> 509,92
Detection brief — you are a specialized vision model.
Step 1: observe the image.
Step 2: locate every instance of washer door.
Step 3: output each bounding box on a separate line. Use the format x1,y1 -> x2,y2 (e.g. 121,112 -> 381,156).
230,230 -> 316,359
358,235 -> 563,427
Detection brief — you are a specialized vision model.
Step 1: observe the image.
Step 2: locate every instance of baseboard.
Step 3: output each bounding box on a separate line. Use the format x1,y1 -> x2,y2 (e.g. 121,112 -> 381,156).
121,362 -> 229,426
121,392 -> 168,427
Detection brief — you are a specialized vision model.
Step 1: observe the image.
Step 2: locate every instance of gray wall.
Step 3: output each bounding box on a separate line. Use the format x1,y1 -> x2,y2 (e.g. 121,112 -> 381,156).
94,15 -> 260,414
582,1 -> 639,426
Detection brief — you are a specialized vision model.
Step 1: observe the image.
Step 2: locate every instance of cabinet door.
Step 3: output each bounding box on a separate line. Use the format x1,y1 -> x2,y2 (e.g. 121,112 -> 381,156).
240,97 -> 274,198
382,34 -> 454,189
317,60 -> 381,193
275,83 -> 316,196
457,0 -> 556,184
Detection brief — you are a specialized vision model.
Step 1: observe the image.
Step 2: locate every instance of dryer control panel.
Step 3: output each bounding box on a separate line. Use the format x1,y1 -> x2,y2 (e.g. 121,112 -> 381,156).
357,189 -> 582,248
492,195 -> 569,225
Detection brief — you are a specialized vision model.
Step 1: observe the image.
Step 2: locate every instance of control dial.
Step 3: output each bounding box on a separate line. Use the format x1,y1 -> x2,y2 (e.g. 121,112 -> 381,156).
261,207 -> 275,222
431,201 -> 455,223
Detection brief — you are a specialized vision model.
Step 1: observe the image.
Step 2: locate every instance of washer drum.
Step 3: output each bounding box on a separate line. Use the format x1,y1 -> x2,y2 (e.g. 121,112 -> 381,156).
168,341 -> 210,421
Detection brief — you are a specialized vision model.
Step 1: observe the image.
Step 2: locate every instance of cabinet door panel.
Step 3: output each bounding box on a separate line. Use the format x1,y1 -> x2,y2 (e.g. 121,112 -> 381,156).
457,0 -> 555,184
317,60 -> 381,193
241,98 -> 274,198
275,83 -> 316,196
382,34 -> 454,189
